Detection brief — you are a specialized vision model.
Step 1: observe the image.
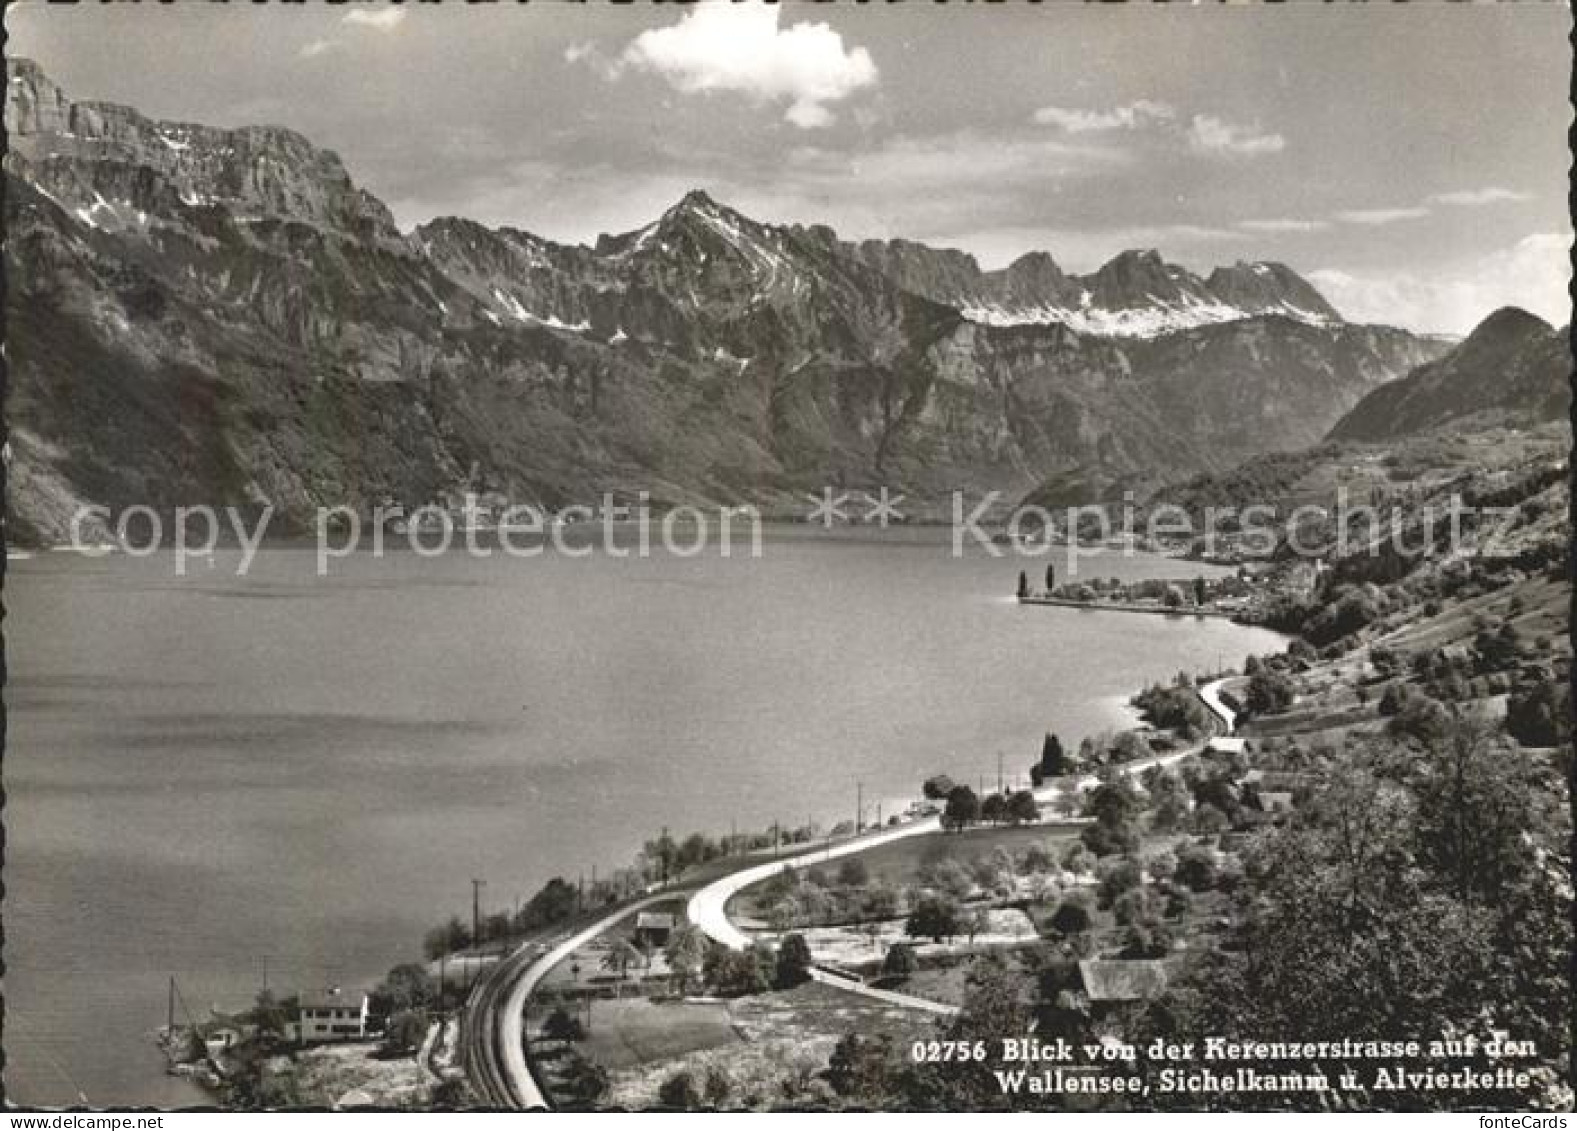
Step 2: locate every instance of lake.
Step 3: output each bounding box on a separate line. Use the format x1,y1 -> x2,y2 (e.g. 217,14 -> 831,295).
2,526 -> 1286,1106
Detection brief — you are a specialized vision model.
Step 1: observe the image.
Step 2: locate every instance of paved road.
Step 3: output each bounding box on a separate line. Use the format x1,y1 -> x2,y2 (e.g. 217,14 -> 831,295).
461,894 -> 674,1109
686,677 -> 1238,971
466,677 -> 1240,1106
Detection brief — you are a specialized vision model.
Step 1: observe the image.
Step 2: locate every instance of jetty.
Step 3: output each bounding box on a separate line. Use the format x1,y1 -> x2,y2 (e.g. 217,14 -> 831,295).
1016,594 -> 1235,619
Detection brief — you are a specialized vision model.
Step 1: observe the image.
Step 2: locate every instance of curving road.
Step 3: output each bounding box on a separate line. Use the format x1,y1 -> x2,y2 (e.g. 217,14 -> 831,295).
462,894 -> 673,1109
466,678 -> 1240,1107
686,678 -> 1239,960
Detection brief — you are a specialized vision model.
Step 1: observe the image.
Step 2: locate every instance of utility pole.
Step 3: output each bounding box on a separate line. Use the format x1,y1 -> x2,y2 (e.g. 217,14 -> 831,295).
471,878 -> 485,946
168,976 -> 176,1033
997,751 -> 1004,795
262,955 -> 269,995
855,780 -> 863,832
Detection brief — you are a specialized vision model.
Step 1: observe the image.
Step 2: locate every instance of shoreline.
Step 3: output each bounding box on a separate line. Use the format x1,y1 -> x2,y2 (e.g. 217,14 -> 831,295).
1017,594 -> 1237,620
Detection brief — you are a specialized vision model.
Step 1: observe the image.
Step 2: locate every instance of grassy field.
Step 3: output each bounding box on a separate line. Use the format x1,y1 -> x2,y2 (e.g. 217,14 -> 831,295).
729,822 -> 1085,923
573,981 -> 935,1109
575,998 -> 744,1072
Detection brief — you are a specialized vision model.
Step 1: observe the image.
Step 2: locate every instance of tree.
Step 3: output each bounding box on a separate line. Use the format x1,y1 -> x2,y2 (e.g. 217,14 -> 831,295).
1174,844 -> 1218,892
775,933 -> 814,989
664,924 -> 709,994
383,1009 -> 427,1054
862,883 -> 901,920
424,916 -> 472,960
906,894 -> 962,943
1097,857 -> 1144,909
710,944 -> 772,997
601,938 -> 643,993
703,1067 -> 731,1109
1411,717 -> 1551,906
1085,776 -> 1143,827
922,774 -> 956,801
980,792 -> 1006,825
645,831 -> 679,883
542,1007 -> 585,1043
248,989 -> 290,1038
882,942 -> 917,979
1194,576 -> 1208,607
900,954 -> 1034,1110
659,1070 -> 704,1110
1006,790 -> 1040,825
1039,732 -> 1067,779
1148,771 -> 1191,832
1112,887 -> 1154,927
836,857 -> 870,888
1119,919 -> 1172,959
1245,670 -> 1295,716
1387,691 -> 1452,745
517,878 -> 578,930
561,1053 -> 610,1107
826,1032 -> 897,1102
942,785 -> 980,832
371,962 -> 435,1018
1505,680 -> 1570,747
1047,898 -> 1092,936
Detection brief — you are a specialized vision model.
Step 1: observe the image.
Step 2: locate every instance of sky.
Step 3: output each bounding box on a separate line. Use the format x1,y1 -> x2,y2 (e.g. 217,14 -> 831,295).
7,0 -> 1572,334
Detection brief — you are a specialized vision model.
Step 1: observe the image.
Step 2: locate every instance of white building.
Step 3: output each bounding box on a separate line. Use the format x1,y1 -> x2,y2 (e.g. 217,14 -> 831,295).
296,988 -> 367,1044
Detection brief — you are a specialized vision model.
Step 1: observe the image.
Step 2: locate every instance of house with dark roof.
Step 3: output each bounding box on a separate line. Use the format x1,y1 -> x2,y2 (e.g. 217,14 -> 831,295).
634,911 -> 675,948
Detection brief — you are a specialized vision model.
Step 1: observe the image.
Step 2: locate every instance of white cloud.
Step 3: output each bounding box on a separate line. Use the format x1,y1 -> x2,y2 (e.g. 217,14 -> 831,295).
342,8 -> 406,31
1032,100 -> 1174,133
1238,218 -> 1331,234
1334,207 -> 1431,226
612,4 -> 877,129
1427,187 -> 1532,207
1187,115 -> 1285,156
1310,233 -> 1571,335
298,39 -> 337,60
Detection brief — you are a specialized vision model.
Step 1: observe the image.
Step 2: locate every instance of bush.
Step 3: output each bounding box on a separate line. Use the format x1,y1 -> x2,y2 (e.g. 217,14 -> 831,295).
882,942 -> 918,978
837,858 -> 870,888
1081,820 -> 1141,858
1112,887 -> 1154,926
659,1071 -> 704,1110
1244,670 -> 1296,716
1047,898 -> 1092,936
775,933 -> 814,989
906,895 -> 962,943
1507,681 -> 1571,747
1175,845 -> 1218,892
542,1007 -> 586,1043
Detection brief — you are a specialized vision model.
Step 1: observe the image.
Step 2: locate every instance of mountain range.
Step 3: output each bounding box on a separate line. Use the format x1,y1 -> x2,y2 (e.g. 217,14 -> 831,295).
0,57 -> 1494,542
1329,306 -> 1570,442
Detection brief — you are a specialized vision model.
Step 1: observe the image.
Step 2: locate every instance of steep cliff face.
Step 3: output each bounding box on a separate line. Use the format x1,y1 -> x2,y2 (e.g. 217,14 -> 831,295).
1329,308 -> 1572,442
3,58 -> 1451,542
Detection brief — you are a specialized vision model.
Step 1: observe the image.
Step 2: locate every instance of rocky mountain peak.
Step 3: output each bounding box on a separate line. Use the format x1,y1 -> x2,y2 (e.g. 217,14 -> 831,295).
6,56 -> 400,243
1205,260 -> 1341,321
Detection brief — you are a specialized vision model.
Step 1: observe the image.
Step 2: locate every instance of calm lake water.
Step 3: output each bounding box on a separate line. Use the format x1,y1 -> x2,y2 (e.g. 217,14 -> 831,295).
3,527 -> 1285,1106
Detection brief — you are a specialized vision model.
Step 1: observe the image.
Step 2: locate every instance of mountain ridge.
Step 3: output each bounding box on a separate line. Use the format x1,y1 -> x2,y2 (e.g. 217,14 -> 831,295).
1328,307 -> 1571,442
3,57 -> 1455,542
